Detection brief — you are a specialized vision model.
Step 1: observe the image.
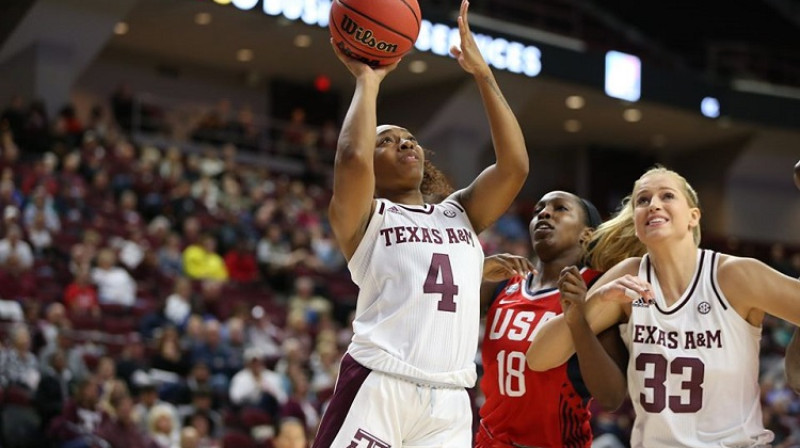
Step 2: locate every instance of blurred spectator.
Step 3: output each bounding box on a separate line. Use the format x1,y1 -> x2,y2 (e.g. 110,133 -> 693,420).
176,387 -> 223,438
0,224 -> 34,270
91,248 -> 137,306
246,306 -> 284,360
189,319 -> 237,391
35,349 -> 73,429
223,239 -> 258,283
229,347 -> 287,418
132,376 -> 180,438
279,107 -> 312,156
148,403 -> 181,448
192,174 -> 221,215
183,234 -> 228,281
281,366 -> 319,436
23,184 -> 60,232
287,276 -> 332,330
152,326 -> 190,377
179,426 -> 200,448
64,263 -> 100,317
164,277 -> 193,328
256,224 -> 297,293
308,339 -> 339,396
158,232 -> 185,279
0,324 -> 40,391
27,210 -> 55,256
273,418 -> 308,448
37,302 -> 69,349
48,377 -> 108,447
97,393 -> 156,448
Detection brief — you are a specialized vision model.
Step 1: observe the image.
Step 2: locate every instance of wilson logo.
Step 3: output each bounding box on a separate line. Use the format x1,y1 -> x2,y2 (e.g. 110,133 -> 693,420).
340,14 -> 399,53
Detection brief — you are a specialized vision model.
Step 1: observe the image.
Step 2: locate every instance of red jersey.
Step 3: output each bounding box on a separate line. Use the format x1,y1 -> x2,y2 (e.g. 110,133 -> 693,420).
477,268 -> 601,448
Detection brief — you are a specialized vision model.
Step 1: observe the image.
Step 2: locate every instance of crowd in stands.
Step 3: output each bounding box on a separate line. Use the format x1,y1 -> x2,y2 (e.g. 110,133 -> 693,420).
0,91 -> 798,448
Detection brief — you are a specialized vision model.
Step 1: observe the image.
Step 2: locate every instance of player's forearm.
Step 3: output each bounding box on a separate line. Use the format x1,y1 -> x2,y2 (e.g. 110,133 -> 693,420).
569,316 -> 627,410
527,316 -> 574,371
336,78 -> 380,162
786,327 -> 800,394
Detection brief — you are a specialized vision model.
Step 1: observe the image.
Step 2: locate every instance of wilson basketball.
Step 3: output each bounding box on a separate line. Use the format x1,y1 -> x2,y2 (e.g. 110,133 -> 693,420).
329,0 -> 421,67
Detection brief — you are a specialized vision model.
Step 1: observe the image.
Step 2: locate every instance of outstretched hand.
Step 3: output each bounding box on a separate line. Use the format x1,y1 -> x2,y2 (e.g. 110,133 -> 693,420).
330,39 -> 400,83
483,253 -> 535,283
449,0 -> 490,77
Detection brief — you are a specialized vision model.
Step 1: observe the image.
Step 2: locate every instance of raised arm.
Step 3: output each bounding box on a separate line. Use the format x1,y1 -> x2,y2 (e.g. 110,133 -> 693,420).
527,257 -> 646,371
327,43 -> 399,260
449,0 -> 529,234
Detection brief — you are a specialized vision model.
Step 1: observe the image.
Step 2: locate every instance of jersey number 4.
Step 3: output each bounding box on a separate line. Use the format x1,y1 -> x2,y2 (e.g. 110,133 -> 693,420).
424,253 -> 459,312
636,353 -> 704,413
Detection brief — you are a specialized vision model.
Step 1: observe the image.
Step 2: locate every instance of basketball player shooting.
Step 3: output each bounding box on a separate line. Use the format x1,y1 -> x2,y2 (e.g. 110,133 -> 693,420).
311,0 -> 530,447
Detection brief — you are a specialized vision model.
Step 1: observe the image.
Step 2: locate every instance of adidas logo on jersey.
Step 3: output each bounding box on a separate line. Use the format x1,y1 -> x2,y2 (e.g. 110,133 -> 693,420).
632,297 -> 650,307
386,206 -> 401,214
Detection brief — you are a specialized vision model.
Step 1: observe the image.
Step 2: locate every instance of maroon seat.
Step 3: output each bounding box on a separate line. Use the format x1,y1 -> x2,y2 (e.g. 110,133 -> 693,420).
222,431 -> 257,448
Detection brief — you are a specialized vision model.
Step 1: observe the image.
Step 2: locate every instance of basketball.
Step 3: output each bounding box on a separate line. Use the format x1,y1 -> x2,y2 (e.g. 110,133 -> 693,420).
329,0 -> 421,67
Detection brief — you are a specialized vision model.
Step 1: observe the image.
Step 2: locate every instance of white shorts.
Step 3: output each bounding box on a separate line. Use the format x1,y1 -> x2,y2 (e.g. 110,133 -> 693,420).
312,354 -> 472,448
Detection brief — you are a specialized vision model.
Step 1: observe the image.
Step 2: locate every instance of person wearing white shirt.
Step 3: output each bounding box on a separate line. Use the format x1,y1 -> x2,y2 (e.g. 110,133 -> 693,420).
0,224 -> 34,270
91,248 -> 136,306
229,347 -> 287,416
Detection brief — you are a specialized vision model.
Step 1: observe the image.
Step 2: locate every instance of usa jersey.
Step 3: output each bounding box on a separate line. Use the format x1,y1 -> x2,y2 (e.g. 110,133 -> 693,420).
620,249 -> 774,448
478,268 -> 600,448
347,198 -> 484,388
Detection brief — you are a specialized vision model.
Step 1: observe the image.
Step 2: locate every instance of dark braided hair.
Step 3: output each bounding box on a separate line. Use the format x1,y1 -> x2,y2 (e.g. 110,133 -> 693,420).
420,148 -> 453,203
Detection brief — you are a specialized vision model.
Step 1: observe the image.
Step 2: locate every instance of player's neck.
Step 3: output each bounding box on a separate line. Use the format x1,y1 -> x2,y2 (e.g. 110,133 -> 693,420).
648,242 -> 700,305
379,189 -> 425,205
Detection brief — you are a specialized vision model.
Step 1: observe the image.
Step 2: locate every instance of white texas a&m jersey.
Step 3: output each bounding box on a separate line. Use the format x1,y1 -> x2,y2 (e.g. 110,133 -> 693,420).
621,249 -> 773,448
347,198 -> 484,388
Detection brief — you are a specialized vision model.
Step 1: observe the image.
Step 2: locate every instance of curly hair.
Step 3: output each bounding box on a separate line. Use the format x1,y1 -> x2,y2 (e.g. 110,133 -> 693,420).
420,149 -> 454,203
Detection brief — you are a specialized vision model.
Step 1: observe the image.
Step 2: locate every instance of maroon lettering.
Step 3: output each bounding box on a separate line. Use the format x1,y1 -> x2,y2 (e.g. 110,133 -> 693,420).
394,226 -> 407,244
446,228 -> 459,244
431,229 -> 443,244
347,428 -> 391,448
379,228 -> 393,246
420,228 -> 432,243
406,226 -> 421,243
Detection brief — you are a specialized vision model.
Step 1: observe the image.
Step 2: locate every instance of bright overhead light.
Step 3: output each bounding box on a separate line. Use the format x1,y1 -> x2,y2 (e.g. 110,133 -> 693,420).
623,108 -> 642,122
700,96 -> 720,118
294,34 -> 312,48
114,22 -> 129,35
408,60 -> 427,74
213,0 -> 232,4
236,49 -> 253,62
564,119 -> 582,133
195,13 -> 212,25
565,95 -> 584,110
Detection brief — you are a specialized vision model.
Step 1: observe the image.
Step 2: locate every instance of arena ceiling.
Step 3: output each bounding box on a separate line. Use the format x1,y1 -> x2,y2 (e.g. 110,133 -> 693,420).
96,0 -> 800,153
